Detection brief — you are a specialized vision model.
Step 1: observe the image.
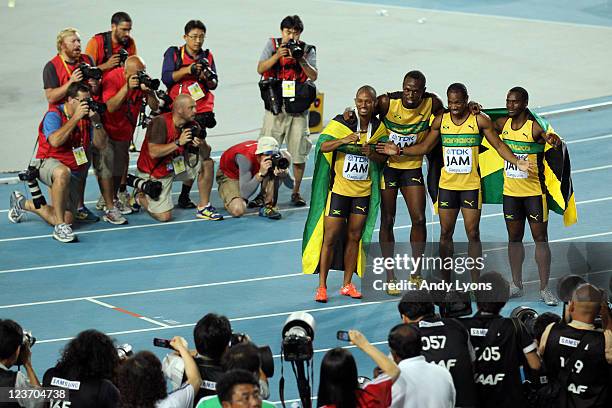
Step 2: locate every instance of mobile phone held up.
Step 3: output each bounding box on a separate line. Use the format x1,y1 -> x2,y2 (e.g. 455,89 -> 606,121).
336,330 -> 350,342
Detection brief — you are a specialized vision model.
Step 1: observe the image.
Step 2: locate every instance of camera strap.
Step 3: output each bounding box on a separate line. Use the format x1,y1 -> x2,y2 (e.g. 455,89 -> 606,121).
279,351 -> 287,408
102,32 -> 114,62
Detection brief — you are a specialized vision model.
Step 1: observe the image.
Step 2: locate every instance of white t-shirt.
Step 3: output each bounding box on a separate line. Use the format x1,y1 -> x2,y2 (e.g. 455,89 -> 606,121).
156,384 -> 195,408
391,356 -> 455,408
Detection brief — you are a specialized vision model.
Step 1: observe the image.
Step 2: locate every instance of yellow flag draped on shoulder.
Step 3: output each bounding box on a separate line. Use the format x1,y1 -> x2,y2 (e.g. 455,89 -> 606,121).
302,114 -> 388,276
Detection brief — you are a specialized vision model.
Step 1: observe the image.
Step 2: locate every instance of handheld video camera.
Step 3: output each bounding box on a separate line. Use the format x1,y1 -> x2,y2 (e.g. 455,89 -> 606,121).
136,70 -> 160,91
126,174 -> 162,200
78,63 -> 102,81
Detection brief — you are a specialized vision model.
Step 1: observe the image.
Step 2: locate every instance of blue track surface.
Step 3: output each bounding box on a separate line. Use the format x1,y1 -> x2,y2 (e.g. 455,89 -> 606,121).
1,94 -> 611,403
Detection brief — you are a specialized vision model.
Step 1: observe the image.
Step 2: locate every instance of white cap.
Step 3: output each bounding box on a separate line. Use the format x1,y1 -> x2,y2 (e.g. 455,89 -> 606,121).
256,136 -> 280,154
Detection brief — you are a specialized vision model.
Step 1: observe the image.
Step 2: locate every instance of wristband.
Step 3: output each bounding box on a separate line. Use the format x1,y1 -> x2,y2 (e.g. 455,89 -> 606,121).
175,139 -> 180,147
92,122 -> 102,129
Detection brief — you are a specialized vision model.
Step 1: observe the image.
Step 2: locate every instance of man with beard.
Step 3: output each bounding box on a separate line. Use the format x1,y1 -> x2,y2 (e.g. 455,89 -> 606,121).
85,11 -> 137,72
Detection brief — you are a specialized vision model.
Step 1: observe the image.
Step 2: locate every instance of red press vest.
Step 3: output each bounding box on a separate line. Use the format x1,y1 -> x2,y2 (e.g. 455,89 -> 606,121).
36,105 -> 91,171
168,46 -> 215,113
48,54 -> 94,106
92,32 -> 136,65
137,112 -> 183,179
262,38 -> 308,82
219,140 -> 261,180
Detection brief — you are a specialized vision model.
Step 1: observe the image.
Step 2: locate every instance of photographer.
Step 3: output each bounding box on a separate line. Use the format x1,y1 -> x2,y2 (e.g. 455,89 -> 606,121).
461,272 -> 541,408
135,94 -> 222,222
8,82 -> 108,243
0,319 -> 42,408
102,55 -> 159,216
85,12 -> 137,72
43,27 -> 95,106
538,283 -> 612,407
398,293 -> 477,407
162,20 -> 218,210
217,137 -> 292,220
317,330 -> 399,408
257,15 -> 317,207
42,329 -> 120,407
117,338 -> 202,408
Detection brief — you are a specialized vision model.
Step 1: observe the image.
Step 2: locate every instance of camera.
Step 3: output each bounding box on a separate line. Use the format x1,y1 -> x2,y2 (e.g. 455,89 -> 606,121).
15,331 -> 36,366
284,39 -> 304,59
259,78 -> 282,115
136,70 -> 160,91
118,48 -> 129,65
126,174 -> 162,200
78,63 -> 102,81
230,332 -> 275,378
155,90 -> 173,113
84,97 -> 106,114
281,312 -> 315,362
268,152 -> 289,171
18,166 -> 46,209
437,290 -> 473,318
510,306 -> 538,337
117,343 -> 134,360
180,121 -> 204,154
190,57 -> 218,82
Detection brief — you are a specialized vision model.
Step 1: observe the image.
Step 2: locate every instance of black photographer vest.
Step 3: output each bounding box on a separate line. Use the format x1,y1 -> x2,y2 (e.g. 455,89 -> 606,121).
0,369 -> 19,408
417,317 -> 477,407
42,367 -> 119,408
461,314 -> 536,408
187,356 -> 225,407
543,323 -> 609,408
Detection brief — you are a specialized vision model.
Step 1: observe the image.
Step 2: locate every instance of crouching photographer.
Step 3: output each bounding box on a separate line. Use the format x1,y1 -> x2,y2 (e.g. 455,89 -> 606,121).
0,319 -> 42,408
135,94 -> 222,222
217,137 -> 293,220
8,82 -> 108,243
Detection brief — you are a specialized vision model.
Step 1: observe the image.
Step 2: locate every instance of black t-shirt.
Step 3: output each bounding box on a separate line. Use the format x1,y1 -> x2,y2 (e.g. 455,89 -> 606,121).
417,316 -> 477,407
461,313 -> 536,408
187,356 -> 225,408
0,368 -> 19,408
43,367 -> 119,408
543,323 -> 610,408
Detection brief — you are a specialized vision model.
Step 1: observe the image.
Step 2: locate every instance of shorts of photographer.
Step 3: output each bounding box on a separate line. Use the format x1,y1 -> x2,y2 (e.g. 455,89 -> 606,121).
30,158 -> 84,214
92,139 -> 130,178
260,110 -> 311,164
215,168 -> 244,208
137,156 -> 200,214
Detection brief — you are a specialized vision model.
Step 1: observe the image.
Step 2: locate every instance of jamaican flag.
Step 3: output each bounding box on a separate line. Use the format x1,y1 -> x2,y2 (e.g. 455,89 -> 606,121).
302,114 -> 388,276
428,109 -> 577,226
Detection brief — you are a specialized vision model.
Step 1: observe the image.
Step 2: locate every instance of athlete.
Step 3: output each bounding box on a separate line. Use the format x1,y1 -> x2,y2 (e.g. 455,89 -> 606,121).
493,87 -> 561,305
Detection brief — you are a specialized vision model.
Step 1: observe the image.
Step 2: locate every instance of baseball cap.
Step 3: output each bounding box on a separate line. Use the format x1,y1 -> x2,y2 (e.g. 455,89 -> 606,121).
256,136 -> 280,154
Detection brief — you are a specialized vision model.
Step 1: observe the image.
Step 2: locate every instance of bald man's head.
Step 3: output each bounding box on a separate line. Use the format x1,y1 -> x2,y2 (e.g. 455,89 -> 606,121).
569,283 -> 604,323
356,85 -> 376,100
125,55 -> 145,76
173,94 -> 196,123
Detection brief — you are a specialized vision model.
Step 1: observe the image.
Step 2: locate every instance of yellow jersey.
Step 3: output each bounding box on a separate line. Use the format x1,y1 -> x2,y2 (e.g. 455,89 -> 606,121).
331,130 -> 373,197
439,113 -> 481,191
383,95 -> 433,170
501,118 -> 545,197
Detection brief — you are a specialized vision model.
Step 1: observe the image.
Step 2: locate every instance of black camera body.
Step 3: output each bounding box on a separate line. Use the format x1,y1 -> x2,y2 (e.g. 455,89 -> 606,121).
155,90 -> 173,113
269,152 -> 289,171
181,121 -> 205,154
259,78 -> 282,115
190,56 -> 218,82
284,40 -> 304,59
281,312 -> 315,362
230,332 -> 275,378
15,331 -> 36,366
136,70 -> 160,91
18,166 -> 39,182
18,166 -> 46,209
84,97 -> 106,114
79,63 -> 102,81
126,174 -> 162,199
118,48 -> 129,65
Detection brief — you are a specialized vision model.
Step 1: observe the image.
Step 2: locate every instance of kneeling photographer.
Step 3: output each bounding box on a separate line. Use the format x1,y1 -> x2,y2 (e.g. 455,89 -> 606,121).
135,94 -> 222,222
0,319 -> 42,408
8,82 -> 108,243
217,137 -> 293,220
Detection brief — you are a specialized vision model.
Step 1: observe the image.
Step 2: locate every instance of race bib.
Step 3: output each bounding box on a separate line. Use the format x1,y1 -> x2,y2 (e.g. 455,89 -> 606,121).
343,154 -> 369,181
282,80 -> 296,98
505,154 -> 528,179
187,82 -> 205,101
389,132 -> 417,148
172,156 -> 186,175
444,147 -> 472,174
72,146 -> 88,166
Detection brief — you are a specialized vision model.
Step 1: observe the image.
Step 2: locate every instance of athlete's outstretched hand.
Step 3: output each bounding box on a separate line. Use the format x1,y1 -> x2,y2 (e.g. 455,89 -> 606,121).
376,141 -> 400,156
544,132 -> 562,148
468,100 -> 482,115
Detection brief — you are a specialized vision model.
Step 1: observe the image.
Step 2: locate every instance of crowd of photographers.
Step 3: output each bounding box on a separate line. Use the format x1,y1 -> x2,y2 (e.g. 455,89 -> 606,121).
1,272 -> 610,408
9,12 -> 316,242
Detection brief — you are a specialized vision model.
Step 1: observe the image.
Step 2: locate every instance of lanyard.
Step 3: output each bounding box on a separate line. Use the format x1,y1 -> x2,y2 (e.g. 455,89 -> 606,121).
59,54 -> 77,76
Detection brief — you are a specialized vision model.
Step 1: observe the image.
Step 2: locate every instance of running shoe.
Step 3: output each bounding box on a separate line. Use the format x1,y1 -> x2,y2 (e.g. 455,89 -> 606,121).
95,195 -> 106,210
53,223 -> 77,243
340,283 -> 362,299
540,287 -> 559,306
315,287 -> 328,303
510,283 -> 524,298
8,191 -> 26,224
75,206 -> 100,223
178,196 -> 197,209
103,207 -> 128,225
386,279 -> 401,296
114,198 -> 133,215
259,206 -> 281,220
196,205 -> 223,220
247,193 -> 265,208
291,192 -> 307,207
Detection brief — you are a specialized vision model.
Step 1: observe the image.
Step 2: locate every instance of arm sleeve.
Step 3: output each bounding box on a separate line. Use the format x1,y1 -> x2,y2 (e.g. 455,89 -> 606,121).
236,154 -> 260,199
42,112 -> 62,139
85,37 -> 99,65
259,40 -> 275,62
43,62 -> 60,89
161,47 -> 177,89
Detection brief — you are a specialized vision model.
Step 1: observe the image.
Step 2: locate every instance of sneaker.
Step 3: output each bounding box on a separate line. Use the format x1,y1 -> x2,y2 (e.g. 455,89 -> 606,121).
53,223 -> 77,243
8,191 -> 26,224
510,283 -> 524,298
340,283 -> 362,299
540,287 -> 559,306
386,279 -> 401,296
259,206 -> 281,220
128,191 -> 141,212
117,190 -> 131,208
95,195 -> 106,211
196,205 -> 223,220
75,206 -> 100,223
291,192 -> 307,207
315,287 -> 328,303
103,207 -> 128,225
247,193 -> 265,209
114,199 -> 133,215
178,196 -> 197,209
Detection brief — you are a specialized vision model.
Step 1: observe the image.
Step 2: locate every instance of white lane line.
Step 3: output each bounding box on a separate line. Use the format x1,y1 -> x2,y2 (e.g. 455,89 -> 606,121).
566,133 -> 612,144
85,298 -> 169,328
36,299 -> 397,344
1,194 -> 611,275
572,164 -> 612,174
0,273 -> 303,309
